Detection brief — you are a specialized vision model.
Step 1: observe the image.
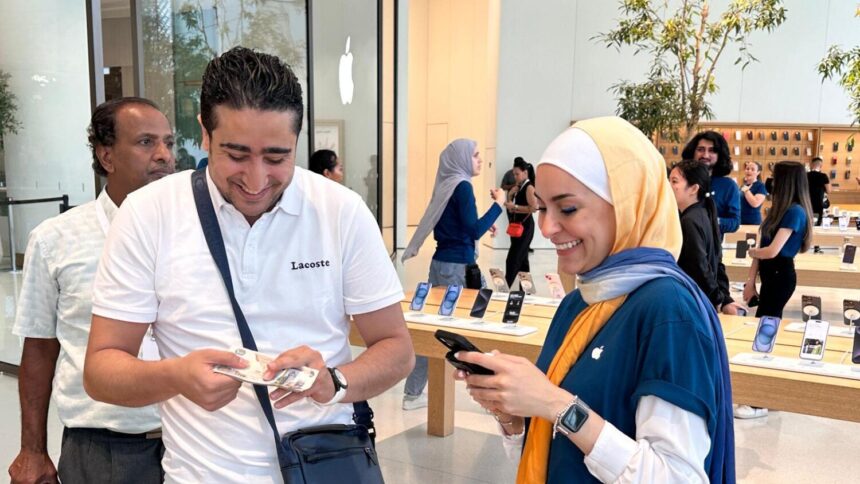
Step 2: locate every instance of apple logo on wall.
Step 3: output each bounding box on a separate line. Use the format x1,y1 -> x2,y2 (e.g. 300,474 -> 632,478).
339,36 -> 354,105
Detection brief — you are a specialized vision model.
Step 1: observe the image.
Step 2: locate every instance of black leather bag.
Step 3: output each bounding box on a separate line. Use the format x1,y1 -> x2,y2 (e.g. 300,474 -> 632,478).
191,169 -> 384,484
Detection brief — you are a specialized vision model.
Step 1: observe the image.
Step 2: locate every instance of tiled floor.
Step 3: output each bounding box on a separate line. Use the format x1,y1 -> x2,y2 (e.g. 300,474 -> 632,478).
2,243 -> 860,482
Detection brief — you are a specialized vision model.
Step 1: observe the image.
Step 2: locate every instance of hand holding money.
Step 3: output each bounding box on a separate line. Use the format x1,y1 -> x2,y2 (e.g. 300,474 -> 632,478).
264,345 -> 337,409
213,347 -> 319,393
177,348 -> 248,411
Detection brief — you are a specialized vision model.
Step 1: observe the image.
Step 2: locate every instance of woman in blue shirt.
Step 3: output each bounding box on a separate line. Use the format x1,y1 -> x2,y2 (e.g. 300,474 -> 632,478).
744,161 -> 813,318
740,161 -> 768,225
455,118 -> 734,483
401,138 -> 506,409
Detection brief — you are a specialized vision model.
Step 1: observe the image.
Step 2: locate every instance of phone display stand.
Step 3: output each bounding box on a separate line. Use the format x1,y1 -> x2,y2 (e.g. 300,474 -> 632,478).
491,293 -> 562,307
752,353 -> 775,361
731,353 -> 860,380
839,263 -> 857,272
784,322 -> 854,338
404,313 -> 538,336
733,258 -> 752,267
851,367 -> 860,373
406,312 -> 426,318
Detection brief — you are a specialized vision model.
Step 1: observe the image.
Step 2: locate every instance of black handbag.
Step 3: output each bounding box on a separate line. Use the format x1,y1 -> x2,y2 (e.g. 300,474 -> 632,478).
191,169 -> 384,484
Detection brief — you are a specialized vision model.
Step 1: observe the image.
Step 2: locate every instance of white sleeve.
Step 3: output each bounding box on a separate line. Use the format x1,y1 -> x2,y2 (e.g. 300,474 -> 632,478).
91,201 -> 159,323
584,395 -> 710,483
340,198 -> 404,315
13,231 -> 59,338
499,424 -> 525,462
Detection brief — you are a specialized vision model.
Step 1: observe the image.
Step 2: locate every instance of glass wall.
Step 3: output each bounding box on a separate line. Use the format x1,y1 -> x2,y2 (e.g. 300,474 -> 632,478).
138,0 -> 310,169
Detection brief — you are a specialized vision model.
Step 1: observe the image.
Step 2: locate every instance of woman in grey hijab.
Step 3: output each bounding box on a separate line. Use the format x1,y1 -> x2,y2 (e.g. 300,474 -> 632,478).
401,138 -> 506,410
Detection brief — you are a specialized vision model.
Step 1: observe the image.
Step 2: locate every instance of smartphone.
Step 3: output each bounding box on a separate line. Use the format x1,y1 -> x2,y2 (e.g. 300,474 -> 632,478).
434,329 -> 494,375
410,282 -> 431,312
745,232 -> 757,248
517,272 -> 536,295
469,288 -> 493,319
735,240 -> 749,259
844,300 -> 860,326
502,291 -> 525,324
545,273 -> 566,299
801,295 -> 822,322
799,319 -> 830,361
752,316 -> 780,353
438,285 -> 462,317
843,244 -> 857,264
489,268 -> 509,293
853,327 -> 860,364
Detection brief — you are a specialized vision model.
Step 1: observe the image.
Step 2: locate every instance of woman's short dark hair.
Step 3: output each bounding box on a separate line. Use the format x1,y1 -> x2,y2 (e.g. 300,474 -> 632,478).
309,149 -> 338,175
681,131 -> 733,178
200,46 -> 304,136
513,157 -> 535,184
88,97 -> 161,177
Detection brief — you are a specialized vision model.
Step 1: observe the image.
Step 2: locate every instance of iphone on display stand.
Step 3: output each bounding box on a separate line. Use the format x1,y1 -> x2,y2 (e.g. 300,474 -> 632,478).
841,244 -> 857,271
844,300 -> 860,326
799,319 -> 829,365
751,316 -> 780,359
502,291 -> 525,324
545,273 -> 566,299
851,326 -> 860,368
409,282 -> 431,315
469,288 -> 494,320
438,285 -> 462,319
801,295 -> 822,322
517,272 -> 536,295
489,268 -> 509,293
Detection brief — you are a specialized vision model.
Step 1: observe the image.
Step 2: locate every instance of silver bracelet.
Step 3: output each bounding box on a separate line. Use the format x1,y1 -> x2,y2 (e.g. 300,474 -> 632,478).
552,398 -> 578,440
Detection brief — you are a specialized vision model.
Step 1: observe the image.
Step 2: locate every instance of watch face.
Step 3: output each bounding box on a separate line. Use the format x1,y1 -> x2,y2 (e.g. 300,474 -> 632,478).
562,401 -> 590,433
332,368 -> 347,389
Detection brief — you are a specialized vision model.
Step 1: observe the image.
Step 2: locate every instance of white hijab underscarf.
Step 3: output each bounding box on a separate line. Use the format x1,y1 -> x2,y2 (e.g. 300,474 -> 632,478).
537,127 -> 612,205
401,139 -> 476,262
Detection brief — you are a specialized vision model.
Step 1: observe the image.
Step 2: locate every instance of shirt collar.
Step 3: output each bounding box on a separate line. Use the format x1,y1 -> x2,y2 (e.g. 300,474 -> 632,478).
97,186 -> 120,224
205,167 -> 303,218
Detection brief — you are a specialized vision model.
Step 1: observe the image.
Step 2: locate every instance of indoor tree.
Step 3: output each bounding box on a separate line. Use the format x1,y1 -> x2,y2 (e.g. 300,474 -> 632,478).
0,69 -> 21,149
596,0 -> 787,141
818,6 -> 860,126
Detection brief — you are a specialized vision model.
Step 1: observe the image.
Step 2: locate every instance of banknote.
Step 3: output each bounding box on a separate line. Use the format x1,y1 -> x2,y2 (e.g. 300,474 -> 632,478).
213,347 -> 319,392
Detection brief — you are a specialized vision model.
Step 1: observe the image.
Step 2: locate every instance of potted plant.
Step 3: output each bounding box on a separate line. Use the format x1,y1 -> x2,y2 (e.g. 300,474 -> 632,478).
596,0 -> 787,140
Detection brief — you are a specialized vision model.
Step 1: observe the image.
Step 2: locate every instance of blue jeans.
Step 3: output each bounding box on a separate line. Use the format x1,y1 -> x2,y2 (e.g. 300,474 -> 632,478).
404,259 -> 484,397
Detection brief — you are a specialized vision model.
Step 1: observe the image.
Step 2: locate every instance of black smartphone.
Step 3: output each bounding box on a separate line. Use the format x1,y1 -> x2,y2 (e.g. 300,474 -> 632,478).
735,240 -> 749,259
434,329 -> 494,375
469,288 -> 493,319
843,245 -> 857,265
502,290 -> 525,324
409,282 -> 431,312
853,327 -> 860,364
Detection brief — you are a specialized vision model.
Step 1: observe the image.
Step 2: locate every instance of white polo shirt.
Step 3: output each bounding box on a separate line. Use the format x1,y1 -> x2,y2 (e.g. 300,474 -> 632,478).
13,190 -> 160,433
92,167 -> 403,483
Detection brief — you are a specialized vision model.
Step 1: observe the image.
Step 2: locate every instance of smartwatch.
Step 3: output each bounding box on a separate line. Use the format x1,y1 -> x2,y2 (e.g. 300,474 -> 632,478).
553,397 -> 591,438
321,367 -> 348,406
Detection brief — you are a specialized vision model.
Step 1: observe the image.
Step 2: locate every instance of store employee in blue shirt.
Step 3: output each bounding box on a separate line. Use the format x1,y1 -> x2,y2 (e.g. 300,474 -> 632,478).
740,161 -> 768,225
401,139 -> 505,409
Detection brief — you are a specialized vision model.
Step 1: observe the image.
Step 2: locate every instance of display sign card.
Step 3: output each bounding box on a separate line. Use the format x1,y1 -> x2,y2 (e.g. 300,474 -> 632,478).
802,295 -> 823,322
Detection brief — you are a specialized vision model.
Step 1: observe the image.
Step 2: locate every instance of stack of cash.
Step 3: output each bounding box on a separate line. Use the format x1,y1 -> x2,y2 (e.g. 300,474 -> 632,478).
213,347 -> 319,392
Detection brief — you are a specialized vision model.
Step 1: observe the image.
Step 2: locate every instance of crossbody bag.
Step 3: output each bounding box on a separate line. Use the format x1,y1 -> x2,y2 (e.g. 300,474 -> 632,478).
190,169 -> 384,484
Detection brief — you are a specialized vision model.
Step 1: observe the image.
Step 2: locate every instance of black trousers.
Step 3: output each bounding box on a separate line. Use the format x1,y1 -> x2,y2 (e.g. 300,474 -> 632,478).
755,256 -> 796,319
58,427 -> 164,484
506,219 -> 534,288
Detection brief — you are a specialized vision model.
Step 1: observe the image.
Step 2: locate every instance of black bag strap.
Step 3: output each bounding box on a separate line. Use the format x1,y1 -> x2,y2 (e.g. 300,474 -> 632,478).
510,179 -> 532,224
190,170 -> 375,465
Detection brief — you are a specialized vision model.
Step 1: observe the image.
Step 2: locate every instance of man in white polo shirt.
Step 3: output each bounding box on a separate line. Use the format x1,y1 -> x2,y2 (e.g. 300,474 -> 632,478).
83,47 -> 415,483
10,97 -> 174,484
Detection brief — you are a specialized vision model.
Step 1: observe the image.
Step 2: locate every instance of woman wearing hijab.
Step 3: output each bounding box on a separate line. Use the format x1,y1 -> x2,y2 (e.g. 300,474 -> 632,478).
455,118 -> 735,483
400,139 -> 506,410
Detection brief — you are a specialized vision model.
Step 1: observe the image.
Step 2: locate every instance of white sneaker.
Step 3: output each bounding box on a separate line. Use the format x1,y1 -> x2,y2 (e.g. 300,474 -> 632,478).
402,393 -> 428,411
734,405 -> 768,419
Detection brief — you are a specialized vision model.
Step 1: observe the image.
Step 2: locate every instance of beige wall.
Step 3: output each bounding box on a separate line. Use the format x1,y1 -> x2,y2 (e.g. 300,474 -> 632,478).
406,0 -> 500,236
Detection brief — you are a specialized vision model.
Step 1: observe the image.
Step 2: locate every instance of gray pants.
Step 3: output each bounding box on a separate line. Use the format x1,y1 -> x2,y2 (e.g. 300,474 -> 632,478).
404,259 -> 484,396
58,427 -> 164,484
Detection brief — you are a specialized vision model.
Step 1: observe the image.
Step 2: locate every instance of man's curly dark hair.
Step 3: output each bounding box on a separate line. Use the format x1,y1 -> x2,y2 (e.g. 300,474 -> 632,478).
681,131 -> 733,177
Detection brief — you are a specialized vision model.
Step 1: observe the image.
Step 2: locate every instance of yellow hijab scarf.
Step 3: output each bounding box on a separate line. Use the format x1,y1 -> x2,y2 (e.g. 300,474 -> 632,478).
516,117 -> 682,483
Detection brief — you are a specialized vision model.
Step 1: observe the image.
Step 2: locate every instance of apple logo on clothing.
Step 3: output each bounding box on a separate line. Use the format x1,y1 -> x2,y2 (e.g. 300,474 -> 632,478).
591,346 -> 604,360
339,36 -> 354,105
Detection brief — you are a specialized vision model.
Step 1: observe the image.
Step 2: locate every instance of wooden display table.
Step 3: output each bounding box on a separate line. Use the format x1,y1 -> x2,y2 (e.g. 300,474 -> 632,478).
350,289 -> 860,437
722,249 -> 860,289
725,224 -> 860,248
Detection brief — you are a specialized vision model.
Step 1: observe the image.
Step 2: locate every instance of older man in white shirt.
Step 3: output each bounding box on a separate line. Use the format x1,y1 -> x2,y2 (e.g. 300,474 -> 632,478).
10,97 -> 175,484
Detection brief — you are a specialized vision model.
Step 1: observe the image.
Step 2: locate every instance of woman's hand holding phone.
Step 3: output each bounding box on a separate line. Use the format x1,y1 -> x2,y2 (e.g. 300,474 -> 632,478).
455,350 -> 574,425
743,281 -> 758,305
